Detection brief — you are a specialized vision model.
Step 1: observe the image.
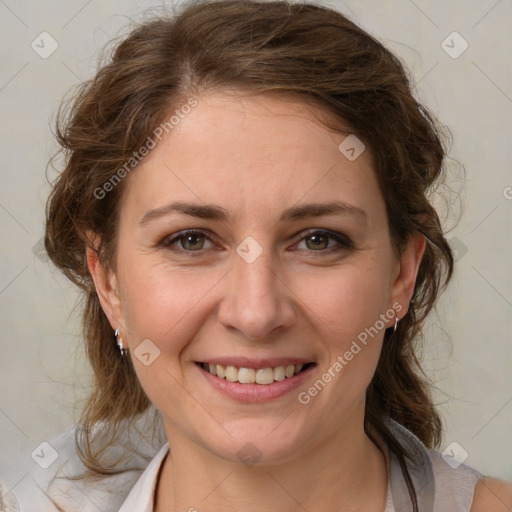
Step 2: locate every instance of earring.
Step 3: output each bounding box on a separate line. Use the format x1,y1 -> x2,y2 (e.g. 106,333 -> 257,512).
393,312 -> 399,333
114,328 -> 127,356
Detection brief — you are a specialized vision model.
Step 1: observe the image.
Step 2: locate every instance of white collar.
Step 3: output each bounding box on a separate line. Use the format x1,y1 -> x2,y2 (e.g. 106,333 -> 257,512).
117,419 -> 436,512
117,440 -> 394,512
118,443 -> 169,512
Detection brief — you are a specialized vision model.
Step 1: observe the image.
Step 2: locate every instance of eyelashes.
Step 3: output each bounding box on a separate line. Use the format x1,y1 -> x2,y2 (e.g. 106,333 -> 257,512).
160,228 -> 355,255
162,230 -> 216,252
294,229 -> 354,252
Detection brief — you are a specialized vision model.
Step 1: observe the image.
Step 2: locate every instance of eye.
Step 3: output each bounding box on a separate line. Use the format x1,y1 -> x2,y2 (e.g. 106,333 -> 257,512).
294,229 -> 353,253
161,230 -> 215,252
160,228 -> 353,256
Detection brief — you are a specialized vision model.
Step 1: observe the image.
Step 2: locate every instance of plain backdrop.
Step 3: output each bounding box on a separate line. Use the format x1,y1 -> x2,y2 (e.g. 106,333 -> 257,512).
0,0 -> 511,490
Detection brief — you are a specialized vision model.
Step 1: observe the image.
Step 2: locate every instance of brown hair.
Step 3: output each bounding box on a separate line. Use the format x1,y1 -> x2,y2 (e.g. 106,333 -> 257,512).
45,0 -> 454,508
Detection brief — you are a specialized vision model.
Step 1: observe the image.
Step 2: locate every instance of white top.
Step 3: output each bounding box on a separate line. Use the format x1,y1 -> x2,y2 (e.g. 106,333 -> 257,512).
116,443 -> 394,511
0,415 -> 483,512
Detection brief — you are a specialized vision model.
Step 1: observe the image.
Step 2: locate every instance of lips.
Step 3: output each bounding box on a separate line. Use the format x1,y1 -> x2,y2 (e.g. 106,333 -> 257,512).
195,358 -> 316,402
195,360 -> 315,385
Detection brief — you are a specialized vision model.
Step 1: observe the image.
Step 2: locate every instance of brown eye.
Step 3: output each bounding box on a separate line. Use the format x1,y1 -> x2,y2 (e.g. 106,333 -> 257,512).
180,233 -> 205,251
304,233 -> 330,250
295,229 -> 354,253
162,230 -> 214,252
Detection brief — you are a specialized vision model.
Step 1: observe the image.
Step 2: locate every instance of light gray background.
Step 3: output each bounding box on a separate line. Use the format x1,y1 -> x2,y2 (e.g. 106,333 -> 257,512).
0,0 -> 511,490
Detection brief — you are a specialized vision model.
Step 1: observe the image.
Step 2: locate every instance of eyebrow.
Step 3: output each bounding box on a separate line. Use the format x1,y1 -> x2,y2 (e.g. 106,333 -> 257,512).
139,200 -> 367,225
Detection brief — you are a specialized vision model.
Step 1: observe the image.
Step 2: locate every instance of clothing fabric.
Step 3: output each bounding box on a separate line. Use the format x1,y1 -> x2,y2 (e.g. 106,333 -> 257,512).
0,415 -> 483,511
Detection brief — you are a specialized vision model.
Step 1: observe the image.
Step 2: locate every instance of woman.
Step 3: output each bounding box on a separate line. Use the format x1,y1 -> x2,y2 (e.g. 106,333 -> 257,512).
2,0 -> 510,510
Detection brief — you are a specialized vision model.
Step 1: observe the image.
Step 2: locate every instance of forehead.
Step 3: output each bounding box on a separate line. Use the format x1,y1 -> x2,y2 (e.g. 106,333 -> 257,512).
155,91 -> 357,169
122,91 -> 383,224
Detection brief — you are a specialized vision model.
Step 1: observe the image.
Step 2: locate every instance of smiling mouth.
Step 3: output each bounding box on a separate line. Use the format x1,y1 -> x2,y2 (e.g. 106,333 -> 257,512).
196,362 -> 315,385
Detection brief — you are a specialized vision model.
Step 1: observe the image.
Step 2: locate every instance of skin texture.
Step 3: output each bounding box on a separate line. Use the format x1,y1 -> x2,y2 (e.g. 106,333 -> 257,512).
87,91 -> 429,511
470,478 -> 512,511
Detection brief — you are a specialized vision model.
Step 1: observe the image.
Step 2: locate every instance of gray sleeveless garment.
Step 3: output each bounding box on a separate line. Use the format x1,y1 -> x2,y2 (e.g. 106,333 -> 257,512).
0,416 -> 484,511
379,418 -> 483,511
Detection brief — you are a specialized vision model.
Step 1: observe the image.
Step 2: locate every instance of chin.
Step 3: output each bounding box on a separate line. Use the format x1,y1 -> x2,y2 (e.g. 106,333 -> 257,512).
202,417 -> 315,467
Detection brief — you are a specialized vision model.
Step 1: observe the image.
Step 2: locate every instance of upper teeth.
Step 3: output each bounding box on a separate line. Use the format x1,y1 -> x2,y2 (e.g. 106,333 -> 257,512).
203,363 -> 304,385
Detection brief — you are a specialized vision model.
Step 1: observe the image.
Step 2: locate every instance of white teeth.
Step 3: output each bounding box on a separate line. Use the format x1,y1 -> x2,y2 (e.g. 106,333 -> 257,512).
202,362 -> 309,384
216,364 -> 226,379
256,367 -> 275,385
274,366 -> 286,381
225,365 -> 238,382
238,368 -> 256,384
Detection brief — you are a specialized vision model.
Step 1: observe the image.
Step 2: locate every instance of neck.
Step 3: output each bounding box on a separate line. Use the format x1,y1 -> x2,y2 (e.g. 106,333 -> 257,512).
154,411 -> 388,512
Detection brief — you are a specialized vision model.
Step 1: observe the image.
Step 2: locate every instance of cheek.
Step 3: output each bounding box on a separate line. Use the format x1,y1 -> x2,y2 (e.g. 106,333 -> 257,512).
291,278 -> 389,426
117,258 -> 223,415
293,262 -> 391,392
117,255 -> 225,353
296,262 -> 391,342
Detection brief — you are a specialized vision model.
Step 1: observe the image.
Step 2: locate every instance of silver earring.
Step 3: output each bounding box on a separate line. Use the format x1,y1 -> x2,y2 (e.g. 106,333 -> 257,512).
393,312 -> 399,333
114,328 -> 127,356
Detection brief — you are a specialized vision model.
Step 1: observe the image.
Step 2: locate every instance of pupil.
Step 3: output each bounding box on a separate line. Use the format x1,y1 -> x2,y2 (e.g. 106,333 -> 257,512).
307,235 -> 327,250
183,234 -> 203,250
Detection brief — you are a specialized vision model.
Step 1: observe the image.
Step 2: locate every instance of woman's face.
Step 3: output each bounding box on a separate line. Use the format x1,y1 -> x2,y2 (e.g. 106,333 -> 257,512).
91,91 -> 424,464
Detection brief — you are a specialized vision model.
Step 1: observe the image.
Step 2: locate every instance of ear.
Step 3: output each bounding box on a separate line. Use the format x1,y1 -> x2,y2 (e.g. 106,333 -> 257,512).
389,231 -> 426,319
85,232 -> 125,332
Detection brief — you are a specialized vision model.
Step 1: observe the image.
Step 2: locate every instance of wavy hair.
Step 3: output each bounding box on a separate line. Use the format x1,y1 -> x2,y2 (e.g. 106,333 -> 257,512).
45,1 -> 454,509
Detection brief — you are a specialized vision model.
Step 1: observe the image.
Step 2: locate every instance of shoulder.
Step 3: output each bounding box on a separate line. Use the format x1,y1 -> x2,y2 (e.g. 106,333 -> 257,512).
383,418 -> 511,511
470,477 -> 512,512
428,448 -> 512,511
1,411 -> 165,512
0,426 -> 79,512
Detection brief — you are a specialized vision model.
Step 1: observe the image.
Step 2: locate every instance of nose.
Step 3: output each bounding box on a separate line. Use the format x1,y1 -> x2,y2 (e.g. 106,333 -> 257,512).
217,247 -> 296,342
